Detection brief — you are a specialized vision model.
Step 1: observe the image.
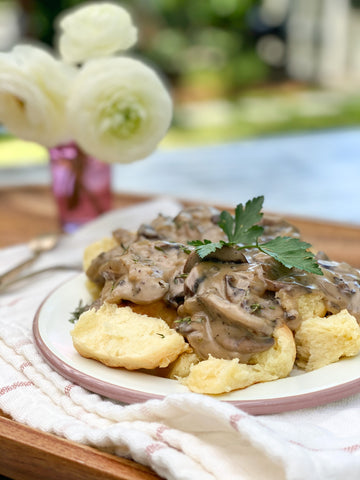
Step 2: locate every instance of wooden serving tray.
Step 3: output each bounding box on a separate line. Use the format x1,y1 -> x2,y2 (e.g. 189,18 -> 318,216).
1,185 -> 360,267
1,186 -> 360,479
0,412 -> 161,480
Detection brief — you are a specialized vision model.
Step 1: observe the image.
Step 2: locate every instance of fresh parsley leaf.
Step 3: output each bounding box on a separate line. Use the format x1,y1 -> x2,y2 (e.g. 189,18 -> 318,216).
188,239 -> 225,258
259,237 -> 323,275
219,196 -> 264,244
179,244 -> 192,254
187,240 -> 206,247
188,196 -> 323,275
218,211 -> 234,241
235,224 -> 264,245
234,195 -> 264,238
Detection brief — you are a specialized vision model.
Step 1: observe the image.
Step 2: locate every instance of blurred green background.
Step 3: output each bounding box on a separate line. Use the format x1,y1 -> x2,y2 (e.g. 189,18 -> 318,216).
2,0 -> 360,165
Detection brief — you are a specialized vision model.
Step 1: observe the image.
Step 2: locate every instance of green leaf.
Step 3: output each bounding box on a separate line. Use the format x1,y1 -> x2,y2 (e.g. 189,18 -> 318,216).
188,197 -> 323,276
259,237 -> 323,275
218,210 -> 234,240
218,196 -> 264,244
188,239 -> 225,258
235,224 -> 263,245
234,196 -> 264,238
69,300 -> 89,323
188,239 -> 209,247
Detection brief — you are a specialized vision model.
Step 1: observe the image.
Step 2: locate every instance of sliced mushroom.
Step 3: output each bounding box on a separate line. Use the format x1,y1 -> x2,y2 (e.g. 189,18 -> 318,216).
137,223 -> 163,240
86,246 -> 126,285
112,228 -> 137,247
183,246 -> 247,274
200,292 -> 275,337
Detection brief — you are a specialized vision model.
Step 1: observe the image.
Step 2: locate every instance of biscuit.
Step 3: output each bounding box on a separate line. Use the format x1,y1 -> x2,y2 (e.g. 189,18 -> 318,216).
83,237 -> 118,271
182,324 -> 296,394
249,324 -> 296,377
295,309 -> 360,371
83,237 -> 118,298
297,292 -> 327,320
71,302 -> 188,370
166,350 -> 200,379
126,300 -> 178,327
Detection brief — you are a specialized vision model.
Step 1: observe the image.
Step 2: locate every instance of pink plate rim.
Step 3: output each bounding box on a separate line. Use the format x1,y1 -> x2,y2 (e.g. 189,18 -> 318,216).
33,280 -> 360,415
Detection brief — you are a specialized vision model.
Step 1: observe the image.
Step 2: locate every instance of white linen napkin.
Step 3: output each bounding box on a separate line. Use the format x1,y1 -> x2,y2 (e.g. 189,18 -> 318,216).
1,197 -> 360,480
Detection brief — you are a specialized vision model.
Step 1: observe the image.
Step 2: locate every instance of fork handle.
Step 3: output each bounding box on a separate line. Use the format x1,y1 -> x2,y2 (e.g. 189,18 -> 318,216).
0,252 -> 39,286
0,264 -> 82,292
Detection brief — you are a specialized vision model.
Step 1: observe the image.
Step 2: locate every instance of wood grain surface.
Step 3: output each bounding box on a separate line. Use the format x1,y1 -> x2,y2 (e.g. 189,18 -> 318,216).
1,185 -> 360,480
1,185 -> 360,266
0,185 -> 148,247
0,413 -> 161,480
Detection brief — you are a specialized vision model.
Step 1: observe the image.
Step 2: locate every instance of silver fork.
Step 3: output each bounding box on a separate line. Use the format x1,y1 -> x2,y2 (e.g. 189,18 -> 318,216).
0,233 -> 82,292
0,233 -> 60,286
0,263 -> 82,292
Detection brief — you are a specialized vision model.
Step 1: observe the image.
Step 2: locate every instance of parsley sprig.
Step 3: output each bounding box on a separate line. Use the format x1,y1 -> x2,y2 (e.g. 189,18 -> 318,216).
188,196 -> 323,275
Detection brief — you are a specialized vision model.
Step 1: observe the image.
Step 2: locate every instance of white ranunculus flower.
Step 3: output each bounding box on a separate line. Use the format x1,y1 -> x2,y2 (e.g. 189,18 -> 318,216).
67,57 -> 173,164
57,2 -> 137,64
0,44 -> 74,147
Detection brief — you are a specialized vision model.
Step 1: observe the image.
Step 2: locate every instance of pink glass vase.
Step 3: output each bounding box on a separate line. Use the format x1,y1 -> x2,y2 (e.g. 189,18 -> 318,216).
49,142 -> 112,233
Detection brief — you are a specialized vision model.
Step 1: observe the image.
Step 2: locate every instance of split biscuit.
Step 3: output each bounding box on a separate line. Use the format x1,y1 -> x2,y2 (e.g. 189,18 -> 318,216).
295,309 -> 360,371
82,236 -> 118,271
182,324 -> 296,394
71,302 -> 188,370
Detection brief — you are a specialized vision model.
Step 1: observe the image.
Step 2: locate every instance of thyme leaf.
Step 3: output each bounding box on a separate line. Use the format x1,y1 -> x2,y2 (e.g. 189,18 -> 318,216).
69,300 -> 89,323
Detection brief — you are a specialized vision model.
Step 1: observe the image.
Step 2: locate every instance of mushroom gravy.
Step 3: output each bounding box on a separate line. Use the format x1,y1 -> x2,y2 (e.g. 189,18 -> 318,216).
86,205 -> 360,363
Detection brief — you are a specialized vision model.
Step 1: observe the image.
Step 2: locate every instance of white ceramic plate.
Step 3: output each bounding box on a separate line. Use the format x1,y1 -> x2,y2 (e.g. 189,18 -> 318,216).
33,273 -> 360,414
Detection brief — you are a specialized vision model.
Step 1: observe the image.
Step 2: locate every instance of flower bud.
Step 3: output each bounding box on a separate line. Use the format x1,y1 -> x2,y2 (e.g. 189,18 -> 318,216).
57,2 -> 137,64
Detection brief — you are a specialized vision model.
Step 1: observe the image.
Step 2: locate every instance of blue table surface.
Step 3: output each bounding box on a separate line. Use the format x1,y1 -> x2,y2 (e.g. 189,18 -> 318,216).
1,127 -> 360,225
